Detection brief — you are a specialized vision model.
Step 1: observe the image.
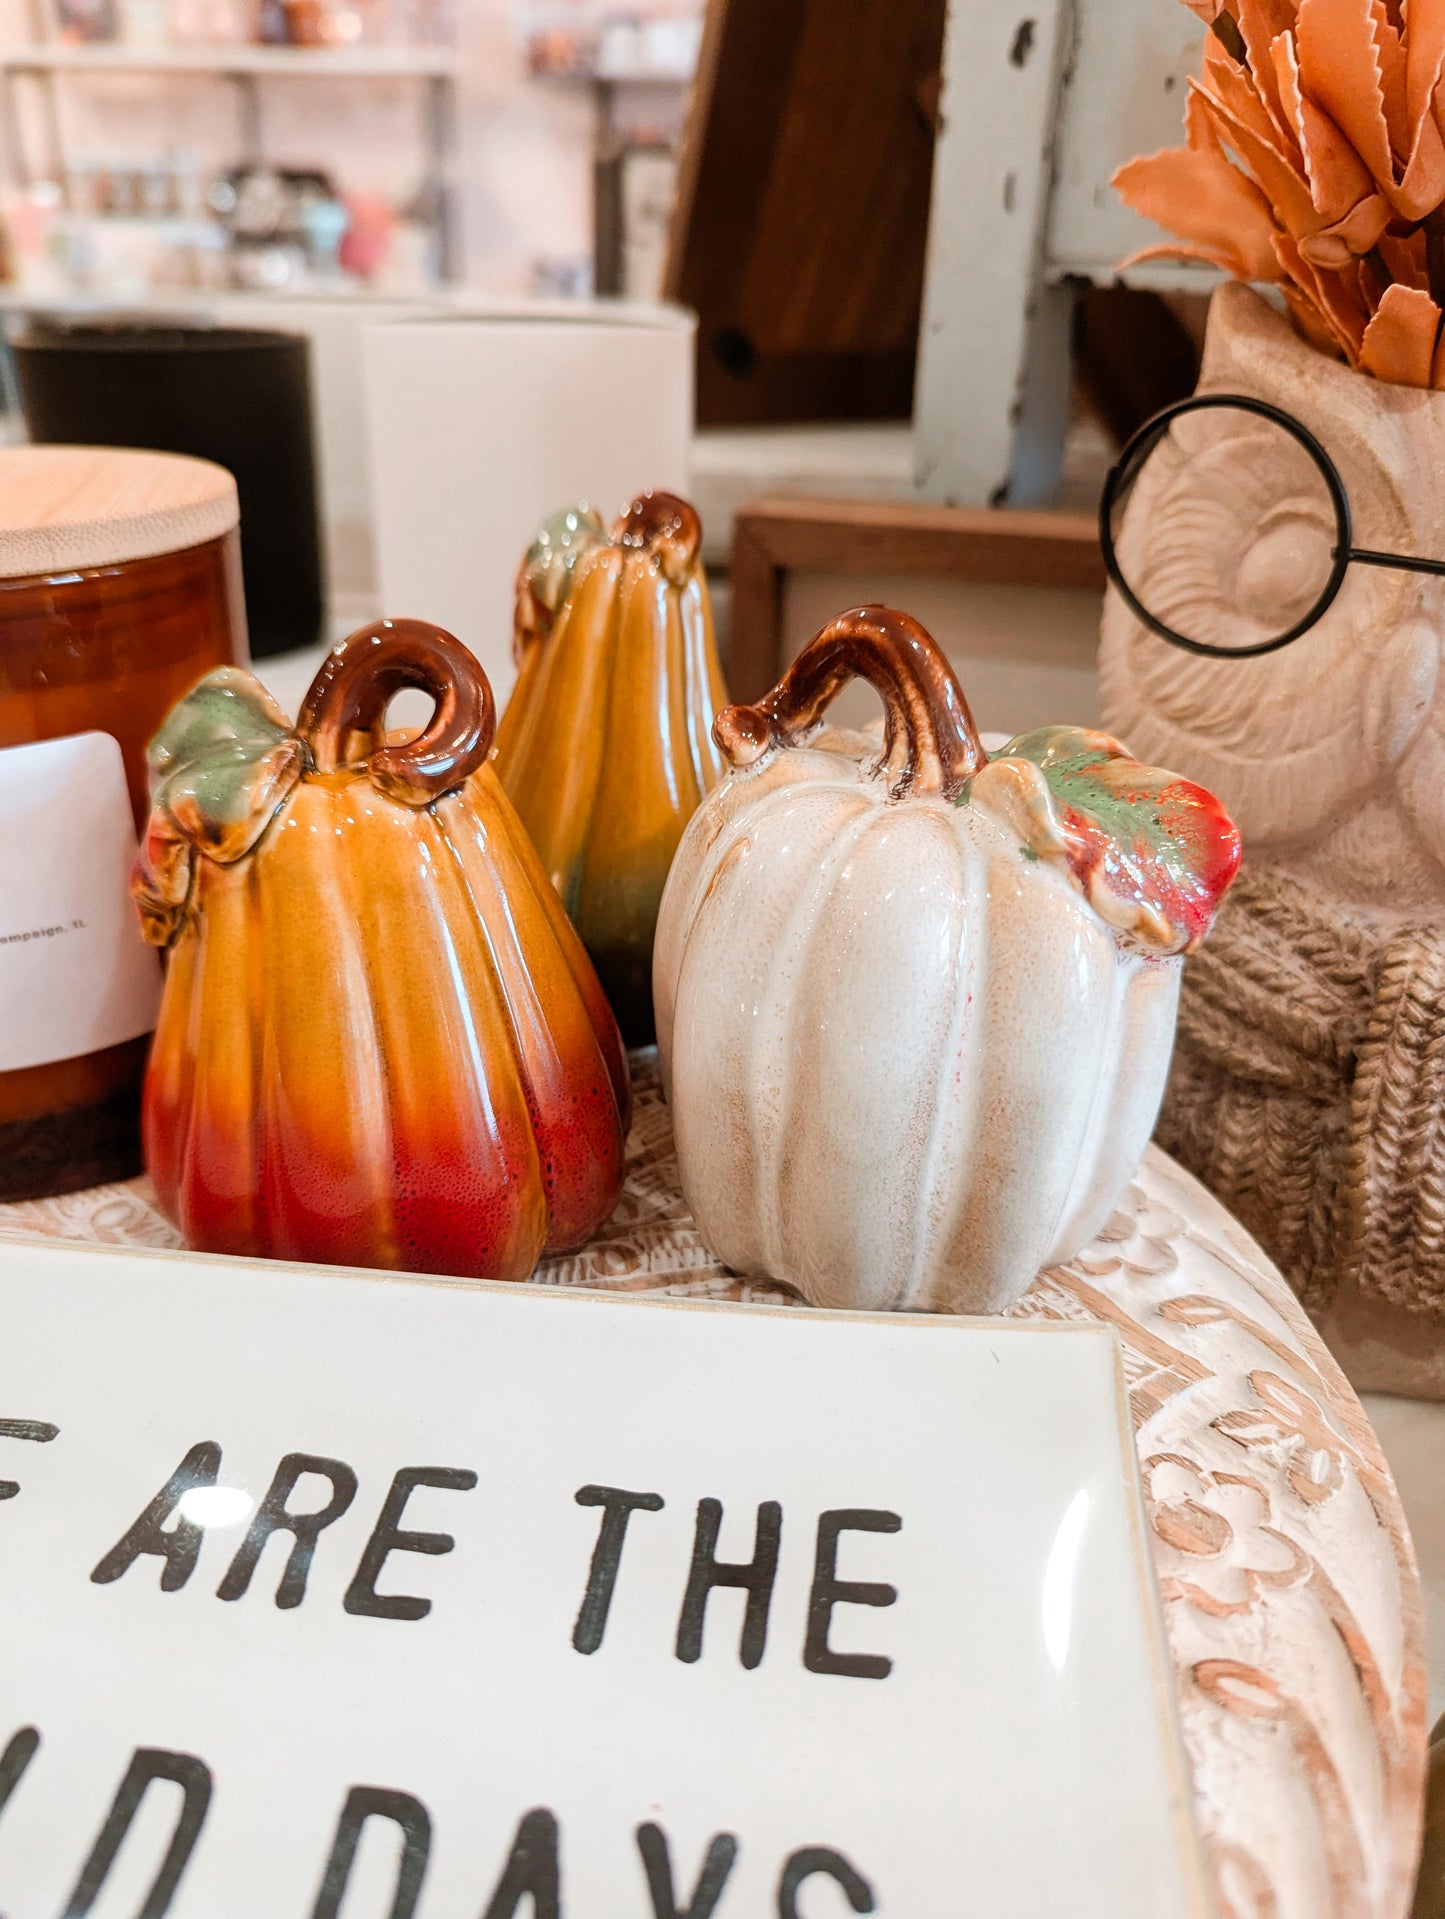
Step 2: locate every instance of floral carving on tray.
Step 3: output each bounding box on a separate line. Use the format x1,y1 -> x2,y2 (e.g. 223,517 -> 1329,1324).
0,1059 -> 1424,1919
1022,1163 -> 1424,1919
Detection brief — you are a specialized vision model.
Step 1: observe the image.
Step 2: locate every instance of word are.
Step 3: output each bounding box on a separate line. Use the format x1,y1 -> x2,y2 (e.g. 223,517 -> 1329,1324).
89,1443 -> 472,1621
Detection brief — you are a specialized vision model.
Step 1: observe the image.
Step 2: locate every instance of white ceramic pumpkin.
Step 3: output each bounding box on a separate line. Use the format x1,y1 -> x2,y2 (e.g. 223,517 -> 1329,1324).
654,607 -> 1240,1314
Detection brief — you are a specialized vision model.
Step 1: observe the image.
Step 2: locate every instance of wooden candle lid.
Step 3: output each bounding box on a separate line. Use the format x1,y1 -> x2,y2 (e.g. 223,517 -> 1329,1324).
0,444 -> 240,580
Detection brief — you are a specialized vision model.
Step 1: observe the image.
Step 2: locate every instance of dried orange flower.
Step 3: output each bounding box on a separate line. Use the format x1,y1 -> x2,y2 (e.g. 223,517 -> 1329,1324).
1114,0 -> 1445,387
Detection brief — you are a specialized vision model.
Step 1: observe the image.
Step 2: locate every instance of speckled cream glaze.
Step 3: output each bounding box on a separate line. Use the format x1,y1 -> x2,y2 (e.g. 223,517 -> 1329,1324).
656,745 -> 1182,1312
655,607 -> 1239,1316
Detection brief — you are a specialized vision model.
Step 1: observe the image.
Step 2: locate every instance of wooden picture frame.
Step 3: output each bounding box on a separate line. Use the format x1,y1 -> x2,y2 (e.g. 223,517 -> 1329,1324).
727,495 -> 1106,701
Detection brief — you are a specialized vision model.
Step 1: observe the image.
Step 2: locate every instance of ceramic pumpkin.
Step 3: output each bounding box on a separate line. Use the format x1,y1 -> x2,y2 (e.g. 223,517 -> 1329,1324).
131,619 -> 629,1282
654,606 -> 1241,1315
493,490 -> 727,1045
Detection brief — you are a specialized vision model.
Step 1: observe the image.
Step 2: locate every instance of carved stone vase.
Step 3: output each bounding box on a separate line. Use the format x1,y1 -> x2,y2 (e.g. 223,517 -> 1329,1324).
1100,280 -> 1445,1396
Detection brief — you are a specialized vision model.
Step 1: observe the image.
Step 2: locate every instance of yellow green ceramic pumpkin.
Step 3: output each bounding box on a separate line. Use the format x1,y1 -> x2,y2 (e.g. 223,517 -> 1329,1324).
493,491 -> 727,1044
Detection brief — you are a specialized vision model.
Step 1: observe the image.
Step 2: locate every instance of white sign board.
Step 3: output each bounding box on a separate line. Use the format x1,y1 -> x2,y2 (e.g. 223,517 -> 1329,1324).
0,734 -> 161,1074
0,1240 -> 1208,1918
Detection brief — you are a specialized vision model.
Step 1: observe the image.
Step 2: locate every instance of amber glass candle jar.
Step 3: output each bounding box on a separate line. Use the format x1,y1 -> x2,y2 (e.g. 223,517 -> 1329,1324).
0,445 -> 246,1200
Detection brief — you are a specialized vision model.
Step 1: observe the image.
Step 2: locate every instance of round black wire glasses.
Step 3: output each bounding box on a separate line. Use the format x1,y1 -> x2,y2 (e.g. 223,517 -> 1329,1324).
1099,392 -> 1445,659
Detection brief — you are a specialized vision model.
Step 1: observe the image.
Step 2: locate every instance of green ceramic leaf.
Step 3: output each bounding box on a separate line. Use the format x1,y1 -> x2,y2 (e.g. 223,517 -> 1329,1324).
146,668 -> 303,865
519,503 -> 607,632
970,725 -> 1240,955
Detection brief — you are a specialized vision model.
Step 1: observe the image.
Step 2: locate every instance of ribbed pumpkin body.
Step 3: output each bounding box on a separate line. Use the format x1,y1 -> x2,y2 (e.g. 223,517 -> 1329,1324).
494,493 -> 726,1044
654,608 -> 1241,1316
657,747 -> 1183,1312
133,625 -> 628,1282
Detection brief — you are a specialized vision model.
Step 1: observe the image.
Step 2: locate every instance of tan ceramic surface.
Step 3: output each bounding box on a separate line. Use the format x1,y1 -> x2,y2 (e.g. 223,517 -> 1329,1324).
1099,282 -> 1445,929
1099,282 -> 1445,1400
0,1057 -> 1424,1919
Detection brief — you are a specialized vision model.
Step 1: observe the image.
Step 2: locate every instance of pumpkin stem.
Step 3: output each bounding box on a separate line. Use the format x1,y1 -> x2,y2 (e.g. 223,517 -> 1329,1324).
611,490 -> 701,585
713,605 -> 986,799
297,618 -> 496,808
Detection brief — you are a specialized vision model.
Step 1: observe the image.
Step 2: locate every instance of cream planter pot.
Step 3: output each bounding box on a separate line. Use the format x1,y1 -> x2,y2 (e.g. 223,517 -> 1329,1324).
654,606 -> 1241,1315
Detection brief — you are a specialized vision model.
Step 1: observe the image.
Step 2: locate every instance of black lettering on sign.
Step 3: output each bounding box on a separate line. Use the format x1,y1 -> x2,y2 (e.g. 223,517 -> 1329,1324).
636,1821 -> 738,1919
60,1747 -> 213,1918
777,1847 -> 875,1917
0,1727 -> 40,1825
675,1498 -> 782,1670
480,1807 -> 560,1919
803,1511 -> 902,1680
310,1785 -> 431,1919
571,1485 -> 665,1654
90,1441 -> 222,1592
0,1417 -> 59,1501
217,1453 -> 358,1609
343,1467 -> 478,1622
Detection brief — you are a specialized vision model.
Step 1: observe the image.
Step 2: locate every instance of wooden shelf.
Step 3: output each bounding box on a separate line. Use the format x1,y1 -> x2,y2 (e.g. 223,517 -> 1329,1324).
538,62 -> 695,84
728,495 -> 1106,701
0,37 -> 464,279
0,42 -> 459,78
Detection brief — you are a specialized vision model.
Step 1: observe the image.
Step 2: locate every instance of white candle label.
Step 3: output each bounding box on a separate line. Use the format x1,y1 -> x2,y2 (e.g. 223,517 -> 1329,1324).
0,733 -> 161,1073
0,1241 -> 1208,1918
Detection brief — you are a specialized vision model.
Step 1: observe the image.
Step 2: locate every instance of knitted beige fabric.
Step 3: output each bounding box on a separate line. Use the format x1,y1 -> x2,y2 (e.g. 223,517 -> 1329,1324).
1159,860 -> 1445,1348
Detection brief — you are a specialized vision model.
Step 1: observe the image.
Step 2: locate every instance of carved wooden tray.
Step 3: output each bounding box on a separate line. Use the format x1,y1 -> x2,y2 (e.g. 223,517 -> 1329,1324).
0,1058 -> 1425,1919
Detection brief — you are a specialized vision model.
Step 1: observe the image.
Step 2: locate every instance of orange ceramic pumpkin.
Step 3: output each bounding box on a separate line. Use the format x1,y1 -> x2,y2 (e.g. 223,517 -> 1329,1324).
493,491 -> 727,1044
131,619 -> 629,1281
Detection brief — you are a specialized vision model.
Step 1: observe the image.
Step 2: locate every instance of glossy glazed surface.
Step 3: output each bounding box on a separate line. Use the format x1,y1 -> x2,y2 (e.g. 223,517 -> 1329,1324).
131,620 -> 629,1281
494,492 -> 727,1045
0,531 -> 245,1193
656,607 -> 1241,1314
0,531 -> 247,824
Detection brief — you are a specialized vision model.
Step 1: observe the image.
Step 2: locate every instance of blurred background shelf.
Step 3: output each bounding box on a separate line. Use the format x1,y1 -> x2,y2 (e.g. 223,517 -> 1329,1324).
0,42 -> 459,74
0,29 -> 461,280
